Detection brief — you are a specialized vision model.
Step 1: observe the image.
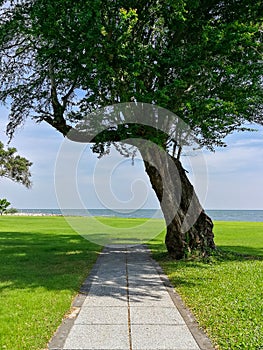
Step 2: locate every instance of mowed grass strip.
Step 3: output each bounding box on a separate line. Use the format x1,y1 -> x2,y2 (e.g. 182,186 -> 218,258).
149,221 -> 263,350
0,216 -> 101,350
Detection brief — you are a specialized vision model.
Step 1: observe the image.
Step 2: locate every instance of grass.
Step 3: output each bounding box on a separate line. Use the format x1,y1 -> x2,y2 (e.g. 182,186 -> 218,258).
1,217 -> 263,350
0,215 -> 163,349
65,215 -> 166,246
149,221 -> 263,350
0,216 -> 101,350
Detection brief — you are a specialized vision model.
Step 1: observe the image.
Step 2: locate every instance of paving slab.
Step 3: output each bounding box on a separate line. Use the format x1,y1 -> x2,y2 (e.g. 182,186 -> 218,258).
82,294 -> 128,307
63,324 -> 130,350
76,306 -> 128,325
129,306 -> 185,325
48,245 -> 214,350
87,284 -> 127,297
129,290 -> 176,306
131,324 -> 200,350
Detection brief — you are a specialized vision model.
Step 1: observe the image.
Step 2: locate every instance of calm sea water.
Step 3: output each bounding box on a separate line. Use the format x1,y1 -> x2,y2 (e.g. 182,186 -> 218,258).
18,208 -> 263,222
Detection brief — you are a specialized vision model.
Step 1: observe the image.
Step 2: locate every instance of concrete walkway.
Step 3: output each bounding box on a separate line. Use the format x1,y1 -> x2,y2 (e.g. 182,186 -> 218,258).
49,245 -> 214,350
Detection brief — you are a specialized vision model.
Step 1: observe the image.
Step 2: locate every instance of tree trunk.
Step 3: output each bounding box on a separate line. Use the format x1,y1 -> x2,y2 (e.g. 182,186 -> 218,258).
67,117 -> 216,259
140,145 -> 215,259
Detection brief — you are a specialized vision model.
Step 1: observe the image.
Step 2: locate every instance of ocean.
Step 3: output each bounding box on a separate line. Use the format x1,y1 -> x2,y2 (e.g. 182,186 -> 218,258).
17,208 -> 263,222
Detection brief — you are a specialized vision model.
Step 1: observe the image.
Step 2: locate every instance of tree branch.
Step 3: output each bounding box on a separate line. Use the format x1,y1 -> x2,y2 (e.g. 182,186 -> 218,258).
49,63 -> 62,113
62,78 -> 78,110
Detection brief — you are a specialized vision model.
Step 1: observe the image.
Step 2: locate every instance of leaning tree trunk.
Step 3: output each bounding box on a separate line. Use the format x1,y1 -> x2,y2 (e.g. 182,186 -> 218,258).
140,145 -> 215,260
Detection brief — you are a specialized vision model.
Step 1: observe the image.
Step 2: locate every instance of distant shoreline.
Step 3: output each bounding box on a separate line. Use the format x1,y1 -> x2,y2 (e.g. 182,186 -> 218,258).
7,213 -> 62,217
5,209 -> 263,222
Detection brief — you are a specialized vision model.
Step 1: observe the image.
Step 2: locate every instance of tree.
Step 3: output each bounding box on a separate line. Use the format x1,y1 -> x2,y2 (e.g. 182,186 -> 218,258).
0,0 -> 262,258
0,198 -> 10,215
0,142 -> 32,188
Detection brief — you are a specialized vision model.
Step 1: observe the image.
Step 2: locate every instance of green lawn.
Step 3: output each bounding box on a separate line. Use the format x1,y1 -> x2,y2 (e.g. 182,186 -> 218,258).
64,215 -> 166,246
0,216 -> 101,350
149,221 -> 263,350
1,217 -> 262,350
0,215 -> 163,350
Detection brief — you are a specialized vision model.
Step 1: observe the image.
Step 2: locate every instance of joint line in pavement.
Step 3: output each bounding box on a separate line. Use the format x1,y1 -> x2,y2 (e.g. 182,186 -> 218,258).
125,247 -> 133,350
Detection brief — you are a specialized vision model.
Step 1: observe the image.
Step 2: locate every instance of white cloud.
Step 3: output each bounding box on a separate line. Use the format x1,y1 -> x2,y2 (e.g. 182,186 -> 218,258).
201,129 -> 263,209
197,132 -> 262,177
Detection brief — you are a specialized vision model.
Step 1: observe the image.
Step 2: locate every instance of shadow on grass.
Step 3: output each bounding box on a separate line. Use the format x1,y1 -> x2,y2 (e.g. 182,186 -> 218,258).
148,241 -> 263,291
1,228 -> 262,296
0,231 -> 100,293
150,241 -> 263,263
216,245 -> 263,259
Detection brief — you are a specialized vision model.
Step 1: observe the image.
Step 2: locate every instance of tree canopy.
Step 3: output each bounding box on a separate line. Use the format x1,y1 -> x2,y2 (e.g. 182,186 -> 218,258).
0,0 -> 262,149
0,142 -> 32,187
0,0 -> 262,258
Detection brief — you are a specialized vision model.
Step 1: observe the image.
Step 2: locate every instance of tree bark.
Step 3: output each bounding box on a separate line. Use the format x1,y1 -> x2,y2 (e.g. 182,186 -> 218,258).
140,145 -> 215,259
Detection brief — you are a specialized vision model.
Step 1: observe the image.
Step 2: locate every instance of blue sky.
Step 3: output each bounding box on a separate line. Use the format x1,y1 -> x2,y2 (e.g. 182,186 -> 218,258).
0,105 -> 262,210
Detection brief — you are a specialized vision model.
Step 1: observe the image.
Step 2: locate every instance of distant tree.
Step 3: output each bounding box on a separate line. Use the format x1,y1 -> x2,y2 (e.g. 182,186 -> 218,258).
0,0 -> 262,258
6,207 -> 18,214
0,142 -> 32,188
0,198 -> 10,215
